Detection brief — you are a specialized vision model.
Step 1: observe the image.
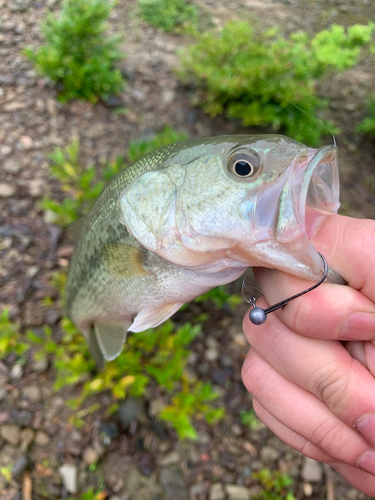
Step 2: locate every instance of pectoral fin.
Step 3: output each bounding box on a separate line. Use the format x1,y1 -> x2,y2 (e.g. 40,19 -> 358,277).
94,321 -> 130,361
129,303 -> 183,333
102,243 -> 148,279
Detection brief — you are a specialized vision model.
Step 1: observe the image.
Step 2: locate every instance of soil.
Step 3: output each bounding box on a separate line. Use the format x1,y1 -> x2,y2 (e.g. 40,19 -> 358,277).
1,0 -> 375,499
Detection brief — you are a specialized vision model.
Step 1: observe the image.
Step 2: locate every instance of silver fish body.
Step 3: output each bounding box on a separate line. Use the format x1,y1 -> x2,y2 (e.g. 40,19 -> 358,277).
66,135 -> 340,363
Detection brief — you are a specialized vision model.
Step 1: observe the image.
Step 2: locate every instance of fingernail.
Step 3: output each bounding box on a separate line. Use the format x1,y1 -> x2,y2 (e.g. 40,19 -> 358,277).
339,312 -> 375,339
356,414 -> 375,447
357,450 -> 375,475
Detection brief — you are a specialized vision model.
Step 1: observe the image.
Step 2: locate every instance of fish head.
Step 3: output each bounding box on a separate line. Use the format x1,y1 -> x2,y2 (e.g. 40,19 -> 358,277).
118,135 -> 339,280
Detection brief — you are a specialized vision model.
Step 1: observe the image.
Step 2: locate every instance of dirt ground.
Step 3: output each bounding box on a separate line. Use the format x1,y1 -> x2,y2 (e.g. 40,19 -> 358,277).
1,0 -> 375,499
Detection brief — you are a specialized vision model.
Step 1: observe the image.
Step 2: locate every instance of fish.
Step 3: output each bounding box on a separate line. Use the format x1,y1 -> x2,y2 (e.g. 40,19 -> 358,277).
65,134 -> 341,366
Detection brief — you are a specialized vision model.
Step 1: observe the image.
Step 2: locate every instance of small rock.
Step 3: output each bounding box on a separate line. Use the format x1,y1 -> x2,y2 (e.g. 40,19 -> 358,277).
159,451 -> 180,467
83,446 -> 99,465
209,483 -> 225,500
19,136 -> 33,149
102,95 -> 124,108
4,101 -> 27,112
28,179 -> 44,198
220,354 -> 233,367
0,145 -> 13,156
8,0 -> 31,11
22,385 -> 42,405
0,183 -> 16,198
59,464 -> 78,494
31,358 -> 48,374
35,431 -> 50,447
162,90 -> 175,104
303,482 -> 313,496
11,409 -> 32,427
0,424 -> 20,446
3,160 -> 20,174
159,465 -> 189,500
0,76 -> 15,87
121,66 -> 136,82
20,428 -> 35,450
233,332 -> 247,347
118,396 -> 145,427
205,347 -> 219,362
12,456 -> 31,479
260,446 -> 281,462
0,388 -> 7,401
301,457 -> 322,483
137,451 -> 156,476
225,485 -> 250,500
131,89 -> 146,102
149,397 -> 166,416
99,422 -> 119,438
197,431 -> 210,444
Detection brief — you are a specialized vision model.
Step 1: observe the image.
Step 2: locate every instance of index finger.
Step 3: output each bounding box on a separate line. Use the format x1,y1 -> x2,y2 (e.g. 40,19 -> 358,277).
252,215 -> 375,340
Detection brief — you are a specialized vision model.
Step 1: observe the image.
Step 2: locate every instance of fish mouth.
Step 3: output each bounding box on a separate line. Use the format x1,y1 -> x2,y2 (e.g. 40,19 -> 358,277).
272,144 -> 340,278
232,144 -> 340,279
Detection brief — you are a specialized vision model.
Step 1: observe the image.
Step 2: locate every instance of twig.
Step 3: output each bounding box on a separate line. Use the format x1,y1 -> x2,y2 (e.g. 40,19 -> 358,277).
324,463 -> 335,500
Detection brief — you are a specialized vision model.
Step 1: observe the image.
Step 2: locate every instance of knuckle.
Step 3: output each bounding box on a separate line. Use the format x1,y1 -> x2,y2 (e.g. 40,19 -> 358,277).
312,419 -> 346,455
241,351 -> 269,398
309,363 -> 351,411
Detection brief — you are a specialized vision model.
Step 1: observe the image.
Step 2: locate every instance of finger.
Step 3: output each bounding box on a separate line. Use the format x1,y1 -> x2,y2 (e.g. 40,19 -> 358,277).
252,399 -> 333,464
312,215 -> 375,299
243,311 -> 375,442
345,341 -> 375,377
253,267 -> 375,340
253,399 -> 375,496
241,349 -> 375,470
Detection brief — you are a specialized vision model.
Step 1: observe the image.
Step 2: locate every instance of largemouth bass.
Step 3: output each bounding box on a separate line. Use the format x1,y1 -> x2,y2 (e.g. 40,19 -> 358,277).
66,135 -> 340,364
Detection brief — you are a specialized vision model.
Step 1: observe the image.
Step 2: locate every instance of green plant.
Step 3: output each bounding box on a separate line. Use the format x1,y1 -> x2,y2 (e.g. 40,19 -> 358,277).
127,126 -> 187,163
253,468 -> 297,500
357,94 -> 375,136
138,0 -> 198,32
41,127 -> 187,227
194,285 -> 242,310
0,309 -> 28,360
179,21 -> 374,145
70,487 -> 107,500
240,409 -> 261,429
24,0 -> 124,102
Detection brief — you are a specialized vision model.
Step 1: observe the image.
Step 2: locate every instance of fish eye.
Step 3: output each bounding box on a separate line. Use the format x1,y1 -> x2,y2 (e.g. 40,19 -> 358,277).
227,151 -> 260,178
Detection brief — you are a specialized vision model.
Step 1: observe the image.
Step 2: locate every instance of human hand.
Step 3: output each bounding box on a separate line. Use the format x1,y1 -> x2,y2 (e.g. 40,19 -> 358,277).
241,216 -> 375,495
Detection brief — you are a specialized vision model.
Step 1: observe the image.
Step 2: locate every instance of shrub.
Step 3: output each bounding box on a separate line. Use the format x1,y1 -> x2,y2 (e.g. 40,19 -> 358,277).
179,22 -> 374,145
41,127 -> 187,226
357,94 -> 375,136
138,0 -> 198,32
24,0 -> 124,102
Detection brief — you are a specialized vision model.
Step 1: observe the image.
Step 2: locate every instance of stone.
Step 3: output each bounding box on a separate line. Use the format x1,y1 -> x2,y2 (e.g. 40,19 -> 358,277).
4,101 -> 27,112
159,465 -> 189,500
209,483 -> 225,500
35,431 -> 50,447
83,446 -> 99,465
10,409 -> 32,427
159,452 -> 180,467
225,485 -> 251,500
205,347 -> 219,362
28,179 -> 44,197
0,145 -> 13,156
99,422 -> 119,438
0,424 -> 20,446
301,457 -> 323,483
102,95 -> 124,108
31,358 -> 48,374
137,451 -> 156,477
20,428 -> 35,450
3,159 -> 21,174
0,388 -> 7,401
59,464 -> 78,494
22,385 -> 42,405
118,396 -> 145,427
0,183 -> 15,197
8,0 -> 31,11
233,332 -> 247,347
260,446 -> 281,462
12,456 -> 31,479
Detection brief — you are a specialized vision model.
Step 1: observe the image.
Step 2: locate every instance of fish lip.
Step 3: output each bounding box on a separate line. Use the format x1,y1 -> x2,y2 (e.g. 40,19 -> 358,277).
297,145 -> 339,239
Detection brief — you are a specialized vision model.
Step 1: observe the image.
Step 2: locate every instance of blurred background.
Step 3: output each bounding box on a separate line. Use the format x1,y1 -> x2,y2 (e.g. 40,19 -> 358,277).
1,0 -> 375,499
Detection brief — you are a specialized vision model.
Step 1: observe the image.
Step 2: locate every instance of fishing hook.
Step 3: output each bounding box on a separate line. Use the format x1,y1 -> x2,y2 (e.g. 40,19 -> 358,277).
245,252 -> 328,325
